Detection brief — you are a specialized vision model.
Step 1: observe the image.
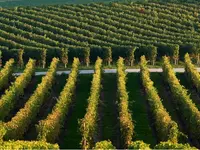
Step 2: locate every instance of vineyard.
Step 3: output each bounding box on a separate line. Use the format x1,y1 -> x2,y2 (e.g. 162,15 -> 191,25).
0,53 -> 199,149
1,0 -> 200,149
0,2 -> 200,64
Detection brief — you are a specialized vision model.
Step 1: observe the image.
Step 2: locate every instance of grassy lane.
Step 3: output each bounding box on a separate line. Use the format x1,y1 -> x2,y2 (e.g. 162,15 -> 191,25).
5,76 -> 42,122
176,73 -> 200,110
24,74 -> 67,141
127,73 -> 156,147
150,73 -> 189,144
99,74 -> 121,148
59,74 -> 92,149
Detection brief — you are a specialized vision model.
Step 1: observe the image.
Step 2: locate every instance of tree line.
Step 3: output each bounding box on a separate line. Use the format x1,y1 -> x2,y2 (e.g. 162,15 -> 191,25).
1,44 -> 200,68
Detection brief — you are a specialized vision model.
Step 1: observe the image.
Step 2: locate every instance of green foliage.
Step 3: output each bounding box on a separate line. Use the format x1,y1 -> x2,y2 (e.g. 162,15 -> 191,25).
162,56 -> 200,142
117,57 -> 134,147
128,141 -> 150,150
0,59 -> 14,90
2,58 -> 59,140
126,47 -> 137,66
37,58 -> 80,142
41,49 -> 47,68
80,57 -> 102,149
18,49 -> 24,68
190,44 -> 200,65
0,2 -> 199,63
140,55 -> 178,143
93,140 -> 116,150
83,47 -> 90,67
104,47 -> 112,66
0,50 -> 2,68
0,122 -> 6,142
0,59 -> 35,121
171,44 -> 179,65
61,48 -> 68,68
154,141 -> 197,149
147,45 -> 157,66
184,53 -> 200,92
0,141 -> 59,149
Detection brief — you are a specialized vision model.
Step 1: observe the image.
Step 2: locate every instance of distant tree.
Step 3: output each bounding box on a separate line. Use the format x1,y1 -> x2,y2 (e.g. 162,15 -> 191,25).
171,45 -> 179,65
126,47 -> 137,66
149,45 -> 157,66
83,47 -> 90,67
18,49 -> 24,68
41,49 -> 47,69
104,47 -> 112,66
191,44 -> 200,65
61,48 -> 68,68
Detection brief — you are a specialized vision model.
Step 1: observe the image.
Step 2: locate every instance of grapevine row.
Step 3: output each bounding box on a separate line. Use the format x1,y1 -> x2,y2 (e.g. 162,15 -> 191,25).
1,9 -> 100,47
162,56 -> 200,143
0,59 -> 14,90
0,59 -> 35,120
0,2 -> 199,62
80,57 -> 102,149
184,53 -> 200,92
73,4 -> 194,40
140,55 -> 178,143
68,3 -> 197,39
0,58 -> 59,140
37,58 -> 80,142
29,6 -> 193,45
116,57 -> 134,147
0,140 -> 59,149
34,6 -> 171,44
2,4 -> 196,50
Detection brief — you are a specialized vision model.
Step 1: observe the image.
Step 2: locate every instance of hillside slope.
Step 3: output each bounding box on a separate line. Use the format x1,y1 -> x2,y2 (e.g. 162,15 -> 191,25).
0,2 -> 200,60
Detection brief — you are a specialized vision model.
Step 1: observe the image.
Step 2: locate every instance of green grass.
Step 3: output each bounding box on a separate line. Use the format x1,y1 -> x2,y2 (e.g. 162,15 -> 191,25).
127,73 -> 156,147
100,74 -> 121,148
59,74 -> 92,149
